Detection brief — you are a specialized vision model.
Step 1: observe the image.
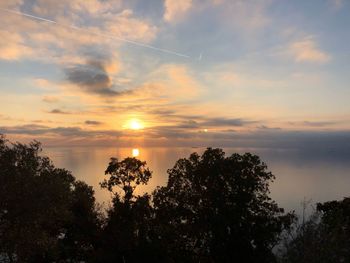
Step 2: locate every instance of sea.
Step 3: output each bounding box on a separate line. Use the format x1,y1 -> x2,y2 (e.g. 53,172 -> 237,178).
44,146 -> 350,216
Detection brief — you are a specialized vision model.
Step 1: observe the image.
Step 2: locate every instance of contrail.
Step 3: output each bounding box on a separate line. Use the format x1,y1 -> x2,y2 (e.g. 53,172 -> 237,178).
0,8 -> 191,59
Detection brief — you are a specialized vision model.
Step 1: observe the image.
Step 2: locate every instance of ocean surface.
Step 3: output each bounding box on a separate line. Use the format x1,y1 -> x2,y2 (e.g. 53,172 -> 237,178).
44,146 -> 350,215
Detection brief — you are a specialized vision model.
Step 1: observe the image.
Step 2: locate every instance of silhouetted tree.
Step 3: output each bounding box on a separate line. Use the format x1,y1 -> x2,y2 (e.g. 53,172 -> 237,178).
0,135 -> 298,263
281,198 -> 350,262
58,181 -> 102,262
97,157 -> 161,262
153,148 -> 295,262
0,135 -> 100,262
100,157 -> 152,202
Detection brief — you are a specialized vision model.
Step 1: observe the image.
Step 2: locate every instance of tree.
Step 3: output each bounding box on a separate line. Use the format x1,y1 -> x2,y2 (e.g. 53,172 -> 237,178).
58,181 -> 102,262
153,148 -> 295,262
0,135 -> 100,262
97,157 -> 160,262
0,135 -> 297,262
100,157 -> 152,202
281,198 -> 350,263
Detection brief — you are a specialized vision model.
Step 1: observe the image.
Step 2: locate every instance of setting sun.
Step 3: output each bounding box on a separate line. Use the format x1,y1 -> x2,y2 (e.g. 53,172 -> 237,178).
128,119 -> 144,130
132,148 -> 140,157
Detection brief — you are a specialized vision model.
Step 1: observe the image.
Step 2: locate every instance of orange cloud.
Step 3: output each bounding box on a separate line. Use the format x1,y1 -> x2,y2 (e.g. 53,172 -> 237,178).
148,64 -> 200,100
163,0 -> 193,22
0,2 -> 157,64
42,96 -> 59,103
105,9 -> 157,42
0,0 -> 22,9
289,38 -> 330,63
0,30 -> 33,60
32,0 -> 123,16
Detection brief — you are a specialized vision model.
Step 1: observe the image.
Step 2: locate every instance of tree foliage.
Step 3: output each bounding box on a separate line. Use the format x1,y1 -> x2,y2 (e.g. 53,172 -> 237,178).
153,148 -> 295,262
97,157 -> 159,262
0,135 -> 100,262
0,136 -> 298,262
281,198 -> 350,263
100,157 -> 152,202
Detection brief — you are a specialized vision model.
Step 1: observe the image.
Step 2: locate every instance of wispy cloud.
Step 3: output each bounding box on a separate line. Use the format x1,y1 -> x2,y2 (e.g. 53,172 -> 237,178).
0,1 -> 22,10
0,124 -> 121,137
49,109 -> 71,114
288,120 -> 339,127
42,96 -> 59,103
0,30 -> 33,60
163,0 -> 193,23
85,120 -> 103,125
31,0 -> 123,17
201,117 -> 256,127
149,64 -> 200,100
330,0 -> 344,10
288,37 -> 331,63
0,1 -> 160,71
210,0 -> 271,30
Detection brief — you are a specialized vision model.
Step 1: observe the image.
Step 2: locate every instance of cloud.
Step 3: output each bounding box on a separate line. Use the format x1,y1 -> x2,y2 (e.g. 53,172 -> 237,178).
201,117 -> 256,127
31,0 -> 123,17
256,125 -> 281,131
0,30 -> 33,60
210,0 -> 271,30
0,124 -> 121,138
64,59 -> 128,97
2,123 -> 350,159
139,126 -> 350,154
42,96 -> 59,103
148,111 -> 257,129
288,37 -> 330,63
0,1 -> 158,66
64,0 -> 123,15
105,9 -> 157,42
163,0 -> 193,22
177,120 -> 200,129
49,109 -> 70,114
288,121 -> 338,127
85,120 -> 103,125
0,114 -> 12,121
0,0 -> 22,9
148,64 -> 200,100
330,0 -> 344,10
0,124 -> 49,135
151,114 -> 257,129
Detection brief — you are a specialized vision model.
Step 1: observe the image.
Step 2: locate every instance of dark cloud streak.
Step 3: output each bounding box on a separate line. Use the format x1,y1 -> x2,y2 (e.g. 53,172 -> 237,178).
288,121 -> 339,127
0,125 -> 121,137
85,120 -> 103,125
49,109 -> 71,114
201,117 -> 257,127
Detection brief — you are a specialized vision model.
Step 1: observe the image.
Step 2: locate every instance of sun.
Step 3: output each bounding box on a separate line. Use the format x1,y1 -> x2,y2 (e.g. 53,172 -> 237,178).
128,119 -> 144,130
132,148 -> 140,157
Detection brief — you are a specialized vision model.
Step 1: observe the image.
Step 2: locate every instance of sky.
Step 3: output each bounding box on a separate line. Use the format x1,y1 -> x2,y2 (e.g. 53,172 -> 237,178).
0,0 -> 350,150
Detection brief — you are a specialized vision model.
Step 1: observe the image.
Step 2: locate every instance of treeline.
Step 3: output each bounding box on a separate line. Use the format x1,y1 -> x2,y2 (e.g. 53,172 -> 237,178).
0,135 -> 349,262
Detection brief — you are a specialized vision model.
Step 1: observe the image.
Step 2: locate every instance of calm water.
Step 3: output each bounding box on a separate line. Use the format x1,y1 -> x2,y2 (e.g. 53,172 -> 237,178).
44,147 -> 350,215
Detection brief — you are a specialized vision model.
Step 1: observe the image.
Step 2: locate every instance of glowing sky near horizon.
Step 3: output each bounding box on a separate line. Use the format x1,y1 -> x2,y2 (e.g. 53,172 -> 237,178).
0,0 -> 350,148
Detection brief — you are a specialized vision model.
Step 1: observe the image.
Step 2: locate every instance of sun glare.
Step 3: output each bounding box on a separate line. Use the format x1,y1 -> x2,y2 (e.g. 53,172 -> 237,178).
129,119 -> 143,130
132,148 -> 140,157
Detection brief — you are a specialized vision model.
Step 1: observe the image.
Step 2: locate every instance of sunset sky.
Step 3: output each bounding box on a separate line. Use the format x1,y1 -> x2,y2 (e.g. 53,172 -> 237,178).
0,0 -> 350,149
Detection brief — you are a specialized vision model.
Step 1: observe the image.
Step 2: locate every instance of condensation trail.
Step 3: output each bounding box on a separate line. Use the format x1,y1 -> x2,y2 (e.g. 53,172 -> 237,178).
0,8 -> 191,59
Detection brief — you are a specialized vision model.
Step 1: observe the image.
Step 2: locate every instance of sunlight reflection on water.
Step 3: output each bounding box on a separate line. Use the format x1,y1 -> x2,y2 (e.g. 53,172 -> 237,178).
44,146 -> 350,215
